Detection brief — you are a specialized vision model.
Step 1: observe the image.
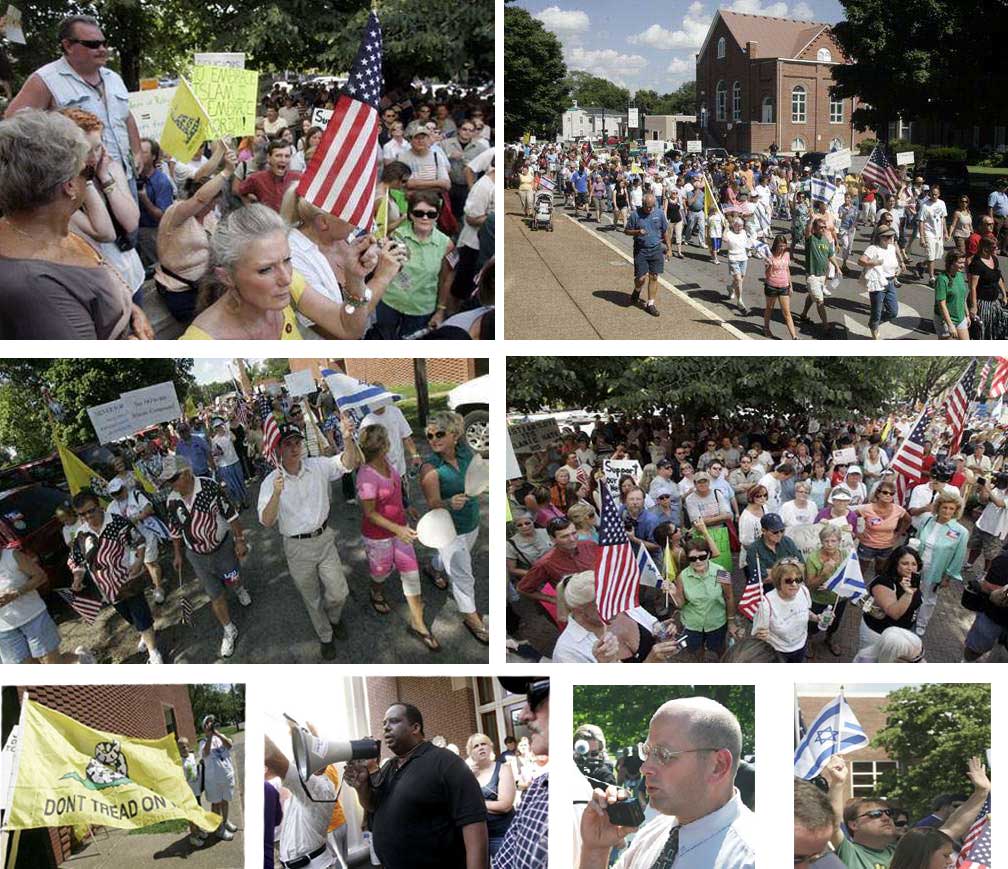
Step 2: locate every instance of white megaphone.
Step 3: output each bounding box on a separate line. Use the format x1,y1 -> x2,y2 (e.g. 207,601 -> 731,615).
285,715 -> 381,779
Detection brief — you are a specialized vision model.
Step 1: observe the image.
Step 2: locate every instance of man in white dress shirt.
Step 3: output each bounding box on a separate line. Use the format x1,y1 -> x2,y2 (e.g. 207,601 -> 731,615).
579,697 -> 756,868
257,418 -> 359,660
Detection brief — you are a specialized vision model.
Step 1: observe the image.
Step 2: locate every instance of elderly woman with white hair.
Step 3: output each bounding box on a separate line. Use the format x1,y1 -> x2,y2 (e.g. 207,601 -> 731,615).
914,490 -> 968,637
721,215 -> 750,314
0,109 -> 153,339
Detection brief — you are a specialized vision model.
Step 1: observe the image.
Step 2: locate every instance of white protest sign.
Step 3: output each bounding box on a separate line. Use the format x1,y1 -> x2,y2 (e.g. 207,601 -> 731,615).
603,458 -> 643,496
508,418 -> 561,454
627,107 -> 639,128
284,369 -> 317,397
687,140 -> 702,153
849,155 -> 869,174
505,428 -> 522,480
120,381 -> 182,430
831,447 -> 858,465
194,52 -> 246,69
823,148 -> 851,172
896,151 -> 916,166
311,107 -> 334,128
128,86 -> 177,140
87,399 -> 135,444
4,5 -> 25,43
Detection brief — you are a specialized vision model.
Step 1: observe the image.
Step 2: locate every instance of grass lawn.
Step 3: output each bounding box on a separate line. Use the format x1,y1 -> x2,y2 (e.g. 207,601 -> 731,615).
128,819 -> 190,836
218,724 -> 240,737
968,166 -> 1008,176
401,395 -> 450,435
391,381 -> 458,402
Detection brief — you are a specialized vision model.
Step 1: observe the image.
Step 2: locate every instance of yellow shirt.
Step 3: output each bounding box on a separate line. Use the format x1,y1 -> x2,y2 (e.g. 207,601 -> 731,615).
324,766 -> 347,831
178,271 -> 307,340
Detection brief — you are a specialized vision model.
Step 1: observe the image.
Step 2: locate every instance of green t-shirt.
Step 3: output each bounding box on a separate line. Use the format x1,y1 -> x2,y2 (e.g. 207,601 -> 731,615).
383,222 -> 452,316
934,271 -> 968,324
806,548 -> 839,606
806,234 -> 834,277
679,562 -> 730,632
836,836 -> 896,869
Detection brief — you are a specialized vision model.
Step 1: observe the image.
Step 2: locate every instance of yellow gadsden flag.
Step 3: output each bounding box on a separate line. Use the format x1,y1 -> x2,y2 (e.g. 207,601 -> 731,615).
54,432 -> 106,497
159,78 -> 211,163
6,698 -> 220,833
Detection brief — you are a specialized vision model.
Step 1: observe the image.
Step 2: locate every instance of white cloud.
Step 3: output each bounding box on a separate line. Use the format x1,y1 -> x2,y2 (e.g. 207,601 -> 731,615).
727,0 -> 800,17
533,6 -> 590,36
566,46 -> 648,84
628,2 -> 708,50
666,57 -> 692,74
792,1 -> 815,19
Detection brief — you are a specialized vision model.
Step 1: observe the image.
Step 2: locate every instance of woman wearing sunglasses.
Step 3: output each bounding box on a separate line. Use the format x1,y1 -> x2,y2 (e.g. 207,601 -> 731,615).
419,411 -> 489,645
752,559 -> 817,662
672,536 -> 736,659
372,189 -> 456,339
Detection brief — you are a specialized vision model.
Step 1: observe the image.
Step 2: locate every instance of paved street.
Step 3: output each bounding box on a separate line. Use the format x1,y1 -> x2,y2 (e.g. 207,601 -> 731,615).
504,188 -> 1007,340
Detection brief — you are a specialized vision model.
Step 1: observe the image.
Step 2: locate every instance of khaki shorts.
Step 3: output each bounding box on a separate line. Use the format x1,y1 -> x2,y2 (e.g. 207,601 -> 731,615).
807,274 -> 826,302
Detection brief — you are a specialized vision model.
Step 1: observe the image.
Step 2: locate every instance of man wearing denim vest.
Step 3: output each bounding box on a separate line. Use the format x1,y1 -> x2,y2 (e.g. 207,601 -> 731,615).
5,14 -> 142,188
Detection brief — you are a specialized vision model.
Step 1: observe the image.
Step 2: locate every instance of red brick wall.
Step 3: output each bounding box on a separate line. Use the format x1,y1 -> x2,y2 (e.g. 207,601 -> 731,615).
287,358 -> 475,387
798,694 -> 890,763
366,677 -> 478,751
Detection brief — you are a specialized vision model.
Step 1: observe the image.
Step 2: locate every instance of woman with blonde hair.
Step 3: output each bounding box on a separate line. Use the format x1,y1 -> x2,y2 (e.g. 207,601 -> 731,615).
914,490 -> 968,637
419,411 -> 488,644
466,733 -> 515,857
356,424 -> 438,652
566,501 -> 598,542
752,558 -> 818,662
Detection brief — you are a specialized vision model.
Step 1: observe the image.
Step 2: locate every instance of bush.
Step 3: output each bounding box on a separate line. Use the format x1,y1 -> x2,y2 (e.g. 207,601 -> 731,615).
856,138 -> 878,156
924,146 -> 967,162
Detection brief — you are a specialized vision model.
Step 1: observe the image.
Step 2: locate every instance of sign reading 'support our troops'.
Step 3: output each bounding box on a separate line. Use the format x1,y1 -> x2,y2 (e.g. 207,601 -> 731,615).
190,64 -> 259,137
603,458 -> 643,497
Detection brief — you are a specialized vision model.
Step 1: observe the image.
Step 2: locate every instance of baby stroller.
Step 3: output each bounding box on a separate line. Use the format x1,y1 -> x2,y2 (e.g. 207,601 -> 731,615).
531,191 -> 554,231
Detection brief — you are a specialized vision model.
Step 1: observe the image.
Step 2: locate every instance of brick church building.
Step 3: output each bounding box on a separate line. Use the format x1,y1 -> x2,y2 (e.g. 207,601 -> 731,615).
695,9 -> 875,156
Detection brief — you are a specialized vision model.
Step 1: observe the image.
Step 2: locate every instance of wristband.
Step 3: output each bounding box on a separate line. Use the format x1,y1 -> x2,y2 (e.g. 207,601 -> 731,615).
102,178 -> 117,192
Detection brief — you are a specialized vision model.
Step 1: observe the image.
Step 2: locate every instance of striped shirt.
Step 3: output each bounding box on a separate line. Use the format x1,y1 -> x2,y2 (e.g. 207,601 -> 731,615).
165,476 -> 238,553
67,513 -> 142,603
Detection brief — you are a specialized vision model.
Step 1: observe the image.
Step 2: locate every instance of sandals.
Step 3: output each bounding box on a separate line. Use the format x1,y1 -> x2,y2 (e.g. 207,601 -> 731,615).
370,589 -> 391,616
464,618 -> 490,645
407,625 -> 441,652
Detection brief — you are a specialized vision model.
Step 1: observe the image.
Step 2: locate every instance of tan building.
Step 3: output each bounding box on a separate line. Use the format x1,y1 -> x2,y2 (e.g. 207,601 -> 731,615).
695,9 -> 875,155
643,114 -> 698,144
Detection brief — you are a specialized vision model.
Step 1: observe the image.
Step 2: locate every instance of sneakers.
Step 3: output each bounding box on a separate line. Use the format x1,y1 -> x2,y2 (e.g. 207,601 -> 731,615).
215,826 -> 235,841
225,821 -> 238,833
74,646 -> 97,664
220,623 -> 238,658
645,303 -> 659,317
152,587 -> 165,604
235,587 -> 252,607
148,648 -> 163,664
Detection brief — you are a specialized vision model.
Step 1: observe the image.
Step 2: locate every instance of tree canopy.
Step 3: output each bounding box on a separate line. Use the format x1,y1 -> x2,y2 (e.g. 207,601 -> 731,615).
573,685 -> 755,758
870,684 -> 990,821
189,683 -> 246,729
632,82 -> 696,118
503,4 -> 567,141
506,357 -> 971,422
564,71 -> 629,112
0,359 -> 195,462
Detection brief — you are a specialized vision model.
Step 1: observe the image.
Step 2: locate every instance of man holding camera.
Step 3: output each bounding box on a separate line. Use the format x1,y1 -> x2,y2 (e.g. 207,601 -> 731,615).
574,724 -> 616,788
579,697 -> 756,868
344,703 -> 488,869
968,471 -> 1008,572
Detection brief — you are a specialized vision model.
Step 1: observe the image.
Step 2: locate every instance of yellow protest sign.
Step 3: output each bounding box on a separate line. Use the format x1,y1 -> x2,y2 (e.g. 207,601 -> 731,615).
190,64 -> 258,137
159,78 -> 211,163
6,698 -> 220,833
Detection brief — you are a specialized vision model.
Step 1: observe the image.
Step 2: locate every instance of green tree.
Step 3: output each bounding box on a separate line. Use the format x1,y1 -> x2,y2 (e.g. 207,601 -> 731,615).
573,685 -> 755,758
246,359 -> 290,383
189,683 -> 245,730
632,88 -> 659,116
870,684 -> 990,821
565,70 -> 629,111
661,80 -> 696,116
503,4 -> 567,141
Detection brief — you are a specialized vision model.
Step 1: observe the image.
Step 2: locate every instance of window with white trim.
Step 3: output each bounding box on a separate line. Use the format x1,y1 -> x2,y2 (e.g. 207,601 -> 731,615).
791,137 -> 806,152
830,96 -> 844,123
817,48 -> 832,62
791,85 -> 807,123
716,80 -> 727,121
717,37 -> 726,59
732,81 -> 742,121
762,96 -> 773,123
473,677 -> 531,752
851,761 -> 899,798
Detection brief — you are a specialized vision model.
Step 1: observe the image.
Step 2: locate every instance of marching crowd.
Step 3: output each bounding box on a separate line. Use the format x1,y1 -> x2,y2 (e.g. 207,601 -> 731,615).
506,409 -> 1008,664
0,381 -> 489,664
0,14 -> 495,340
507,140 -> 1008,339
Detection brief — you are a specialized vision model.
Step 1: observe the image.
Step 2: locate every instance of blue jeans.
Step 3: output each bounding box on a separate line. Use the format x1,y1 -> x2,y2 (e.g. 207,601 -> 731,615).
684,209 -> 706,245
369,300 -> 433,339
868,279 -> 899,331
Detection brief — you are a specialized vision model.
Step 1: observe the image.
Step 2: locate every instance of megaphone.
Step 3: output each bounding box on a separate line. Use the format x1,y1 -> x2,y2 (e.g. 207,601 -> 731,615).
286,716 -> 381,780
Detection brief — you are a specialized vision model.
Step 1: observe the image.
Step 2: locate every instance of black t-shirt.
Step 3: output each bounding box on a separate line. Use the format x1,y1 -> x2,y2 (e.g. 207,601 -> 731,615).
371,742 -> 487,869
982,550 -> 1008,627
863,575 -> 922,633
968,256 -> 1002,302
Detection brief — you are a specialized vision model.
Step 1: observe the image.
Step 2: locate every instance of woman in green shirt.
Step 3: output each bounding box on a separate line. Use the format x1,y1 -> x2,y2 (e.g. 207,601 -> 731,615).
934,250 -> 970,340
374,189 -> 455,339
420,411 -> 488,644
805,524 -> 852,657
672,538 -> 738,657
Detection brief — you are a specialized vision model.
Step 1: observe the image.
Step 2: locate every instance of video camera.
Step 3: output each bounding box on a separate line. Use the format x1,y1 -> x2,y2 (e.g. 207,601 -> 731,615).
573,738 -> 616,787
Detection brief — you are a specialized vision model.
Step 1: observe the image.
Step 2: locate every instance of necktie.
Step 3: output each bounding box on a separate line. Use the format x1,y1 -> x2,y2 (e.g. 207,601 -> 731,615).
650,824 -> 680,869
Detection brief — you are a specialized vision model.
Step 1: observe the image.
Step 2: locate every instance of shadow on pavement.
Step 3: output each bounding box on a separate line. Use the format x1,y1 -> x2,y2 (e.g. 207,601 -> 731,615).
592,289 -> 636,308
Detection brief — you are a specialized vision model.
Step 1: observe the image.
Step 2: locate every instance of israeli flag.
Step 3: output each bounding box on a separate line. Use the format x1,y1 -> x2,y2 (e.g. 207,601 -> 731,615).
824,549 -> 867,600
323,371 -> 401,413
637,545 -> 664,589
539,176 -> 556,192
810,177 -> 839,206
794,694 -> 869,780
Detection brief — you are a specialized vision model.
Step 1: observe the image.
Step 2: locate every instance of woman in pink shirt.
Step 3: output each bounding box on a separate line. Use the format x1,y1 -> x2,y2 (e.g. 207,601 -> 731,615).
763,234 -> 798,340
852,481 -> 911,576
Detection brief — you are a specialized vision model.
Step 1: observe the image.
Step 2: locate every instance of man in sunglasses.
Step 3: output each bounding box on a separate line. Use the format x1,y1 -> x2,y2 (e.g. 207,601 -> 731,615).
6,15 -> 142,184
579,696 -> 755,868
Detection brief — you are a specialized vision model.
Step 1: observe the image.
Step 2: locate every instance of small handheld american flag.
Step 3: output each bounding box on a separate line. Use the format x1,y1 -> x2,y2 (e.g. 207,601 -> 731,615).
55,588 -> 104,625
736,552 -> 764,621
255,393 -> 281,467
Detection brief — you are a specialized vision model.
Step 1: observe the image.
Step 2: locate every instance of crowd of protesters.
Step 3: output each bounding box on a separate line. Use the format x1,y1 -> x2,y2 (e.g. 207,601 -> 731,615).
506,407 -> 1008,664
0,14 -> 494,340
507,139 -> 1007,338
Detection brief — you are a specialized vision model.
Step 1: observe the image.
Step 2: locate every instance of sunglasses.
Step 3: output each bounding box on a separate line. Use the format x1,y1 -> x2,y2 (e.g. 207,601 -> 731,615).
782,577 -> 803,586
69,38 -> 108,48
657,494 -> 672,500
687,554 -> 708,562
411,209 -> 439,218
856,808 -> 896,820
426,430 -> 447,441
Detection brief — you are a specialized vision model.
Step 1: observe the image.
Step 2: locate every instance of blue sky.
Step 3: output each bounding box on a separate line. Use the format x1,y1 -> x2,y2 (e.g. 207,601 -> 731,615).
191,358 -> 267,385
516,0 -> 845,92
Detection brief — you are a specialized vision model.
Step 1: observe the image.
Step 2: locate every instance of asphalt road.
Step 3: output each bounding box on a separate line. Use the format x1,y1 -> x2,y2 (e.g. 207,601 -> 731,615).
504,188 -> 1008,340
55,471 -> 489,665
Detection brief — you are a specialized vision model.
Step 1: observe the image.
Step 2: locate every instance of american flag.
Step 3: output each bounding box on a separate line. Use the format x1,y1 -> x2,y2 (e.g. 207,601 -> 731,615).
594,483 -> 640,623
943,359 -> 976,456
234,397 -> 250,427
255,394 -> 281,461
890,407 -> 934,503
68,518 -> 140,603
737,551 -> 764,620
861,145 -> 900,195
55,587 -> 104,624
956,794 -> 990,869
988,357 -> 1008,399
976,357 -> 992,400
296,11 -> 382,228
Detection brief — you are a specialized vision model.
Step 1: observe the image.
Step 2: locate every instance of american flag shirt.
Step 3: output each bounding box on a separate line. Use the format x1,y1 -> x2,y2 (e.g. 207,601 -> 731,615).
67,513 -> 143,603
491,771 -> 547,869
165,476 -> 238,554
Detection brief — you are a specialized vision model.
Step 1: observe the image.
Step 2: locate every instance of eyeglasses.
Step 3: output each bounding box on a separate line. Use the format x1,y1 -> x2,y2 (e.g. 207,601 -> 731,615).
687,553 -> 708,562
411,209 -> 439,218
637,742 -> 719,766
75,506 -> 99,517
856,808 -> 896,821
425,430 -> 447,440
69,38 -> 108,48
782,577 -> 803,586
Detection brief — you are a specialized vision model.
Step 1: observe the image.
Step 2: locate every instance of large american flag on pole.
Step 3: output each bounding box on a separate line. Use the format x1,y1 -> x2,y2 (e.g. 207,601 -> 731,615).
956,794 -> 990,869
890,407 -> 934,503
988,357 -> 1008,399
976,357 -> 992,400
296,11 -> 382,228
943,359 -> 976,456
594,483 -> 640,622
861,145 -> 900,194
255,393 -> 281,463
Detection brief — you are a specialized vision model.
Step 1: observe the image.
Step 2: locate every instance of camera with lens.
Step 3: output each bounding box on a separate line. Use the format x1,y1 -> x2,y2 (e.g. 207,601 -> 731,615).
574,738 -> 615,787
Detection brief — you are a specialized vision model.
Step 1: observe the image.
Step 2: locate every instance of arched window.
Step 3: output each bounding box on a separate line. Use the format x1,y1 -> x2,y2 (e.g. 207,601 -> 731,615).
791,137 -> 806,152
791,85 -> 807,123
761,96 -> 774,123
817,47 -> 832,62
716,80 -> 727,121
830,137 -> 844,150
717,37 -> 726,59
732,82 -> 742,121
829,96 -> 844,123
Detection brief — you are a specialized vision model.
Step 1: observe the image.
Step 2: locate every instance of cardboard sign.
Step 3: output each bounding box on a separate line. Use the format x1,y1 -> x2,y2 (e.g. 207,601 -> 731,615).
311,107 -> 334,128
849,155 -> 869,174
831,447 -> 858,465
190,64 -> 259,137
284,369 -> 316,397
121,382 -> 182,430
4,5 -> 25,44
507,418 -> 561,454
896,151 -> 915,166
687,140 -> 702,153
87,399 -> 136,444
603,458 -> 643,497
193,52 -> 245,69
823,148 -> 851,172
128,86 -> 177,140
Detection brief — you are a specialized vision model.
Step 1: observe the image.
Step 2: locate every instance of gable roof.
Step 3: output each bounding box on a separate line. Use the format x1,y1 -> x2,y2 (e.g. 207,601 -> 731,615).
699,9 -> 832,62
